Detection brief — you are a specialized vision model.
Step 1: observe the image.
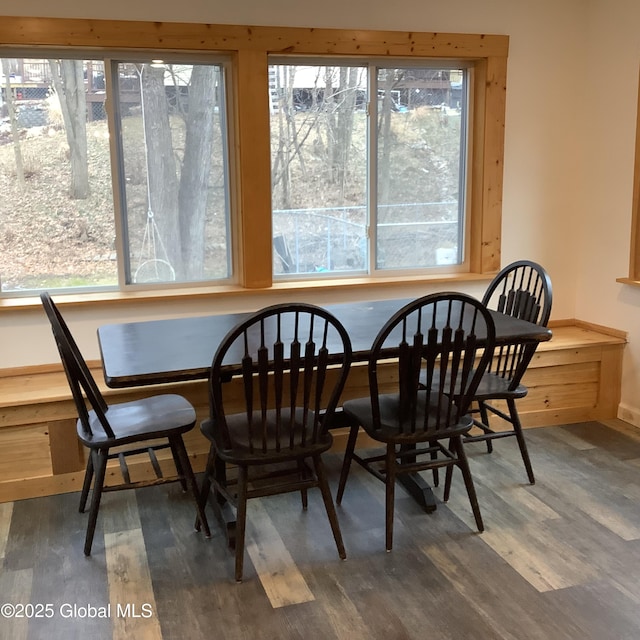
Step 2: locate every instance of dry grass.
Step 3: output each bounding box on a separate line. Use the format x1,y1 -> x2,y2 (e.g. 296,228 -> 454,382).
0,120 -> 116,290
0,105 -> 460,289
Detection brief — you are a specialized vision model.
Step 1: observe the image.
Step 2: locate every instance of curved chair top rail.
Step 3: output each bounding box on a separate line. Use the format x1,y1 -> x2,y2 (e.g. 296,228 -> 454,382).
368,292 -> 497,433
482,260 -> 553,327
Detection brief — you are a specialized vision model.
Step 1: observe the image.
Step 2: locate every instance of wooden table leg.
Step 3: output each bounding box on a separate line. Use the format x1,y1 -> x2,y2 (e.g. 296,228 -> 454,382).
397,474 -> 438,513
397,444 -> 438,513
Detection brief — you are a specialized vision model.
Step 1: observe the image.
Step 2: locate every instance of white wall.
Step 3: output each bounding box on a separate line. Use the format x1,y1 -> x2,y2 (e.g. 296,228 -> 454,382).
576,0 -> 640,424
6,0 -> 638,421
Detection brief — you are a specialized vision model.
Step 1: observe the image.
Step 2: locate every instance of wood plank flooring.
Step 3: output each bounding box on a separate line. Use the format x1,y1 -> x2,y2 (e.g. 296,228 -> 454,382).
2,420 -> 640,639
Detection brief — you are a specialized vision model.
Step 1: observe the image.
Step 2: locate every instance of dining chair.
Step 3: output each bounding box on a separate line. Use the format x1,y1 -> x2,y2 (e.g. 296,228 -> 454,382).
336,292 -> 496,551
196,302 -> 352,582
465,260 -> 553,484
40,292 -> 210,556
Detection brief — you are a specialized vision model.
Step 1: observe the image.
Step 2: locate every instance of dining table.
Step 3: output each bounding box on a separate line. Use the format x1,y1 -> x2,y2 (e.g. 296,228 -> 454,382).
97,296 -> 552,533
98,297 -> 552,388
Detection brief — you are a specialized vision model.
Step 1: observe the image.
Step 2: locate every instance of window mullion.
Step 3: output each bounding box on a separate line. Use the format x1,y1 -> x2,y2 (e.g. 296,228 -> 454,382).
235,49 -> 273,288
104,58 -> 130,288
368,64 -> 378,275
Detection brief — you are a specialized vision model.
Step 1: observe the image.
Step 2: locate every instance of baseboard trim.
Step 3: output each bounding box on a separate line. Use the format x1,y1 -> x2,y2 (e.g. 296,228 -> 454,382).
617,403 -> 640,428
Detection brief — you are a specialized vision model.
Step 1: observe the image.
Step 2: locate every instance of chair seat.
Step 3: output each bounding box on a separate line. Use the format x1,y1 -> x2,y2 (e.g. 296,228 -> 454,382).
80,393 -> 196,448
473,372 -> 528,401
201,408 -> 333,464
343,392 -> 473,444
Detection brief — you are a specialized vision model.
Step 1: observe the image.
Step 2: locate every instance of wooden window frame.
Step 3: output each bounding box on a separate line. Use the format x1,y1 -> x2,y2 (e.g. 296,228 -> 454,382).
0,16 -> 509,292
619,67 -> 640,285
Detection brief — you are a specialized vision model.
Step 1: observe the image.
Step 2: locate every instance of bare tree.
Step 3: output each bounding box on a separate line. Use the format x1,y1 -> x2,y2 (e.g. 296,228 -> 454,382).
49,59 -> 90,199
324,67 -> 337,186
271,66 -> 293,209
330,67 -> 359,195
140,64 -> 218,280
177,65 -> 218,280
378,68 -> 402,205
2,59 -> 25,187
271,66 -> 320,210
139,64 -> 181,272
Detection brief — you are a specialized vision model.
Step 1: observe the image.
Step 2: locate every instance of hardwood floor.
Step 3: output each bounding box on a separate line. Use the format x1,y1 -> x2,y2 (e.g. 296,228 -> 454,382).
2,420 -> 640,639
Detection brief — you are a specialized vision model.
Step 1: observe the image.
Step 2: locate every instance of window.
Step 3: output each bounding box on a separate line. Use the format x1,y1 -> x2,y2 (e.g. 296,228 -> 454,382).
113,59 -> 231,284
0,54 -> 232,293
271,62 -> 468,278
0,18 -> 508,297
0,57 -> 117,291
270,63 -> 368,276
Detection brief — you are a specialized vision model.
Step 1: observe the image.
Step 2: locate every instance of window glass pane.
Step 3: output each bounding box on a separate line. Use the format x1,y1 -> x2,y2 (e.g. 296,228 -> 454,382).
0,57 -> 116,292
376,67 -> 466,269
270,64 -> 367,276
116,61 -> 231,284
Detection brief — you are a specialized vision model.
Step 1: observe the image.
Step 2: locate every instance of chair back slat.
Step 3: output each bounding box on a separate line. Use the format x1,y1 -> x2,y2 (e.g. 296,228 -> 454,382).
273,338 -> 284,450
397,339 -> 410,419
240,354 -> 255,453
288,338 -> 301,447
482,260 -> 552,387
40,292 -> 115,440
302,336 -> 317,440
369,293 -> 495,440
257,339 -> 270,451
313,346 -> 330,440
210,303 -> 352,456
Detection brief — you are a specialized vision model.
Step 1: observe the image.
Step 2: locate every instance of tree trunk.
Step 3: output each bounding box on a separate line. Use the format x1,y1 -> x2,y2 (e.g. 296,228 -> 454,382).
332,67 -> 358,195
49,59 -> 90,199
378,70 -> 397,206
140,64 -> 181,275
177,65 -> 218,280
324,68 -> 337,184
272,66 -> 291,210
2,59 -> 25,188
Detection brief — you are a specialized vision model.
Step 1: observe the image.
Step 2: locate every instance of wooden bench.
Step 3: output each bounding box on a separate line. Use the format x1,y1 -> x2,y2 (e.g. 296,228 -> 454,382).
0,321 -> 627,502
520,320 -> 627,426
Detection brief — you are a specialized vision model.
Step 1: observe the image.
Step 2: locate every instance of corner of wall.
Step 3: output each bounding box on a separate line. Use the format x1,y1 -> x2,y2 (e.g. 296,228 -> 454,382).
617,402 -> 640,428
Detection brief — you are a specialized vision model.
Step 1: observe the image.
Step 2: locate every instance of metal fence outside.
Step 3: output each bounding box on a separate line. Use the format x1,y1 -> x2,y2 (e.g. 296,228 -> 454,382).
273,201 -> 460,275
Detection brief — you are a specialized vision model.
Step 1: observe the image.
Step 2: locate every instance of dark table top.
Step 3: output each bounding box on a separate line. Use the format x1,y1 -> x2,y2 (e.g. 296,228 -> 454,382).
98,297 -> 552,388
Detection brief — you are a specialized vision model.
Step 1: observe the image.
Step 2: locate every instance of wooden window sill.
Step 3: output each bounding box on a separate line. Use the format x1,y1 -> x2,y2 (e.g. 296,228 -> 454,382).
0,272 -> 492,312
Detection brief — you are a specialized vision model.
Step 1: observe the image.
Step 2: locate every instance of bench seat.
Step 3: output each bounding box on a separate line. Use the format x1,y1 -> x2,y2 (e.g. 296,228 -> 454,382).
0,321 -> 627,502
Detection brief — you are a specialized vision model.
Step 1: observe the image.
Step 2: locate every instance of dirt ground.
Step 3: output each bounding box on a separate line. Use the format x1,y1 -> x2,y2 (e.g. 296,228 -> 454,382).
0,105 -> 460,290
0,120 -> 117,291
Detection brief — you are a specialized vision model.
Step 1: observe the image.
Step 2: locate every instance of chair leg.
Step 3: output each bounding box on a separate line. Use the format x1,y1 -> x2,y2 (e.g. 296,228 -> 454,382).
195,446 -> 216,532
453,437 -> 484,532
508,398 -> 535,484
443,438 -> 454,502
79,450 -> 94,514
169,440 -> 188,492
234,465 -> 249,582
297,460 -> 308,510
429,439 -> 439,487
336,423 -> 359,504
479,401 -> 493,453
171,436 -> 210,538
313,454 -> 346,560
385,445 -> 397,552
443,466 -> 454,503
84,448 -> 108,556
